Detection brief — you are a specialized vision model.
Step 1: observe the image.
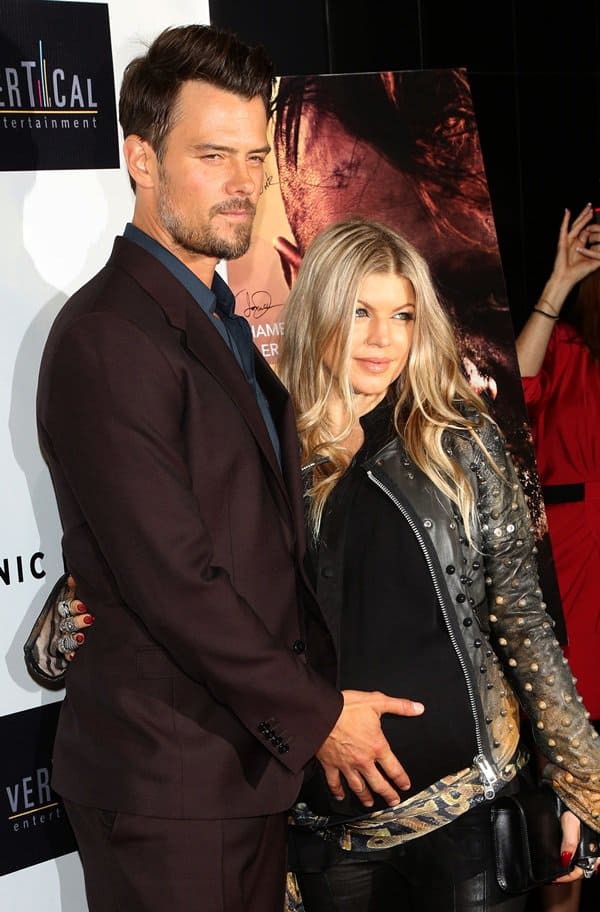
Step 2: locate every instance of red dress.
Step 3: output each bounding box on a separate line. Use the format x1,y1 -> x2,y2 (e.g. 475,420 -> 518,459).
522,321 -> 600,719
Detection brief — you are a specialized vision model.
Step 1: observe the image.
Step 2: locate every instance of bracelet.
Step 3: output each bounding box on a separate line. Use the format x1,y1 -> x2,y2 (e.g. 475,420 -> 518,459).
533,307 -> 559,320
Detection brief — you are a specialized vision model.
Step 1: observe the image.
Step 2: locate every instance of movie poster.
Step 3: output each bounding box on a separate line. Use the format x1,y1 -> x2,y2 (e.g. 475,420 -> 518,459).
228,68 -> 564,635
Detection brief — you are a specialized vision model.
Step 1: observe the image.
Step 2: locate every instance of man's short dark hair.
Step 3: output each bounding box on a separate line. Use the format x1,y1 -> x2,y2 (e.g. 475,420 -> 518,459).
120,24 -> 274,189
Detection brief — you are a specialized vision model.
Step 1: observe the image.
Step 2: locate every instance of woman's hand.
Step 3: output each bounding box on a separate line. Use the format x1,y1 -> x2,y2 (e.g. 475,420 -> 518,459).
56,575 -> 94,660
548,204 -> 600,298
552,809 -> 600,883
516,204 -> 600,377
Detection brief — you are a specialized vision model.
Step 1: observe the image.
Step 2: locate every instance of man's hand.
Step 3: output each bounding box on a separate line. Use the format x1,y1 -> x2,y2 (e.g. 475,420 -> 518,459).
316,689 -> 424,809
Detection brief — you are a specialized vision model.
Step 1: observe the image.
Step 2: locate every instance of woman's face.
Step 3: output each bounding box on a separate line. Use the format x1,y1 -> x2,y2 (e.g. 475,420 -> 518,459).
326,271 -> 416,404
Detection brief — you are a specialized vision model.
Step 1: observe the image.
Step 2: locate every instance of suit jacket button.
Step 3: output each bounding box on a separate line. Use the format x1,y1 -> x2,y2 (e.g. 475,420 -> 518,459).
292,640 -> 306,654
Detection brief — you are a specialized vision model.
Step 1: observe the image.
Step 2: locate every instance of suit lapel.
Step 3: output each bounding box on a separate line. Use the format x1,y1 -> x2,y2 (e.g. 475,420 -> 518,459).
108,238 -> 295,530
254,352 -> 307,556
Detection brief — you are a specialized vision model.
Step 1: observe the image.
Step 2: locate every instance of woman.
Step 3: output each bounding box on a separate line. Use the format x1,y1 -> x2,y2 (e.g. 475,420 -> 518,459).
275,216 -> 600,911
516,203 -> 600,912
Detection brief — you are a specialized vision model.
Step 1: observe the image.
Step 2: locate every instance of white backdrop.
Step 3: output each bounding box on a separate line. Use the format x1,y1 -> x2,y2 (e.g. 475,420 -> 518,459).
1,1 -> 210,908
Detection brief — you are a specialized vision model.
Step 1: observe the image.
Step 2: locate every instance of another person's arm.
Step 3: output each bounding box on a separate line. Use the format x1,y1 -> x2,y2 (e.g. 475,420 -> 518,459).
516,204 -> 600,378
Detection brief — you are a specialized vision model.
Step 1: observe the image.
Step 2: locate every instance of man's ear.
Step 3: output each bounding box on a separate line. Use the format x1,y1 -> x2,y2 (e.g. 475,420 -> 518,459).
123,135 -> 155,190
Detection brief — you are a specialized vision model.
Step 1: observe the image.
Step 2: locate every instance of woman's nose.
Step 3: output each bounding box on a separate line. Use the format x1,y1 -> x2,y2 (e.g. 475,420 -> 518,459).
367,318 -> 390,346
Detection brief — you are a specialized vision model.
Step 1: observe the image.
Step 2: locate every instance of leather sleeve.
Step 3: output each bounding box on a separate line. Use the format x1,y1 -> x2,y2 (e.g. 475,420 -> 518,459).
471,416 -> 600,832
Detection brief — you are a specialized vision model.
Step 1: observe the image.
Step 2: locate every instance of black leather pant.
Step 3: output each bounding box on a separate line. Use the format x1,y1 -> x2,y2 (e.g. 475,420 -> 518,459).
294,799 -> 528,912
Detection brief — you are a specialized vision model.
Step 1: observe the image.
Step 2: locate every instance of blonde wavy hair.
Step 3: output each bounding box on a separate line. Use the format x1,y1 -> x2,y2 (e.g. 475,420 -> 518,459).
277,216 -> 497,537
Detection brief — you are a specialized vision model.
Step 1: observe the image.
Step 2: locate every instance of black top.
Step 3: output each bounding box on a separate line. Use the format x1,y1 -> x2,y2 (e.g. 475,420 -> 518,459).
301,400 -> 476,821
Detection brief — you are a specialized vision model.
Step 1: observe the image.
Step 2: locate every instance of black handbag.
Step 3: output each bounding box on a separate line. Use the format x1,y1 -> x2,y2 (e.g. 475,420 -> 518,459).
23,572 -> 69,688
491,783 -> 598,893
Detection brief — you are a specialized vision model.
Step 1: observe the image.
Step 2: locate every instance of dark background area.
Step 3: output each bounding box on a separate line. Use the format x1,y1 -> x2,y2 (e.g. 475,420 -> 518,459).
209,0 -> 600,336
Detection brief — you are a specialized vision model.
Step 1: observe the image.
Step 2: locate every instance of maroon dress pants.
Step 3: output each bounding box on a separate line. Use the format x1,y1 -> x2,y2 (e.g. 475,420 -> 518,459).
64,799 -> 287,912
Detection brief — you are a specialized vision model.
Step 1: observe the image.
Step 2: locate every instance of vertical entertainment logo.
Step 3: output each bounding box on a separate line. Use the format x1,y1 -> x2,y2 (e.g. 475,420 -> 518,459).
6,766 -> 60,830
1,704 -> 77,875
0,1 -> 119,171
0,39 -> 98,132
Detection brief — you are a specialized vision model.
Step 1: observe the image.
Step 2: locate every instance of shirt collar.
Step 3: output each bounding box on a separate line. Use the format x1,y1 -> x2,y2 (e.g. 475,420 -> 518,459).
123,223 -> 235,320
357,397 -> 396,460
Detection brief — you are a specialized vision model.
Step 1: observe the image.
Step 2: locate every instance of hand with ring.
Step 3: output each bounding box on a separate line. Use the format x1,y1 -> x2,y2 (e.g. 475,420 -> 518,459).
552,809 -> 600,883
577,857 -> 600,879
55,575 -> 94,661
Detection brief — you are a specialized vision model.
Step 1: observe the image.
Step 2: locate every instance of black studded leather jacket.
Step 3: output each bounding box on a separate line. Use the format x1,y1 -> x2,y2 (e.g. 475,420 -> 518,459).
359,413 -> 600,831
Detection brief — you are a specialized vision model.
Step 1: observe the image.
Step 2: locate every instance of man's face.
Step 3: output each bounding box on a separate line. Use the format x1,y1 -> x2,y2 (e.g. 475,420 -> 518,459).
155,81 -> 270,261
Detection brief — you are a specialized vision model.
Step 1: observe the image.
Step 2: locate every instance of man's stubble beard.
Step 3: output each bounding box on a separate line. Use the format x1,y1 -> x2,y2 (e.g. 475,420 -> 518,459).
157,175 -> 255,261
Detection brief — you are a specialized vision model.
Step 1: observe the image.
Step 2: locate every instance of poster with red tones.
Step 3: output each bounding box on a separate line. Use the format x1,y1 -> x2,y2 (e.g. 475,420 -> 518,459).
228,68 -> 564,636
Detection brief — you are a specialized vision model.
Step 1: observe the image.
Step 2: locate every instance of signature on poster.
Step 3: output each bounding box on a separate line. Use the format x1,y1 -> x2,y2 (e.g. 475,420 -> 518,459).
236,289 -> 283,320
263,172 -> 279,191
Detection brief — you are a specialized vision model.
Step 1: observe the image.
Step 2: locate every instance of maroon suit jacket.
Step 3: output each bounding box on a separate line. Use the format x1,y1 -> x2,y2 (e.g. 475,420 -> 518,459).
36,237 -> 341,819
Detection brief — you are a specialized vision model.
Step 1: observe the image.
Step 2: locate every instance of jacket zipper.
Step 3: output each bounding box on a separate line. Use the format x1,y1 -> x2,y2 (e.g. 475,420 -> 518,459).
301,454 -> 330,478
366,469 -> 499,800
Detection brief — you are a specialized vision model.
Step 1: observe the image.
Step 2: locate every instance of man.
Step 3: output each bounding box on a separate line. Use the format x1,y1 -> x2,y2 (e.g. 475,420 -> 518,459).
36,25 -> 423,912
